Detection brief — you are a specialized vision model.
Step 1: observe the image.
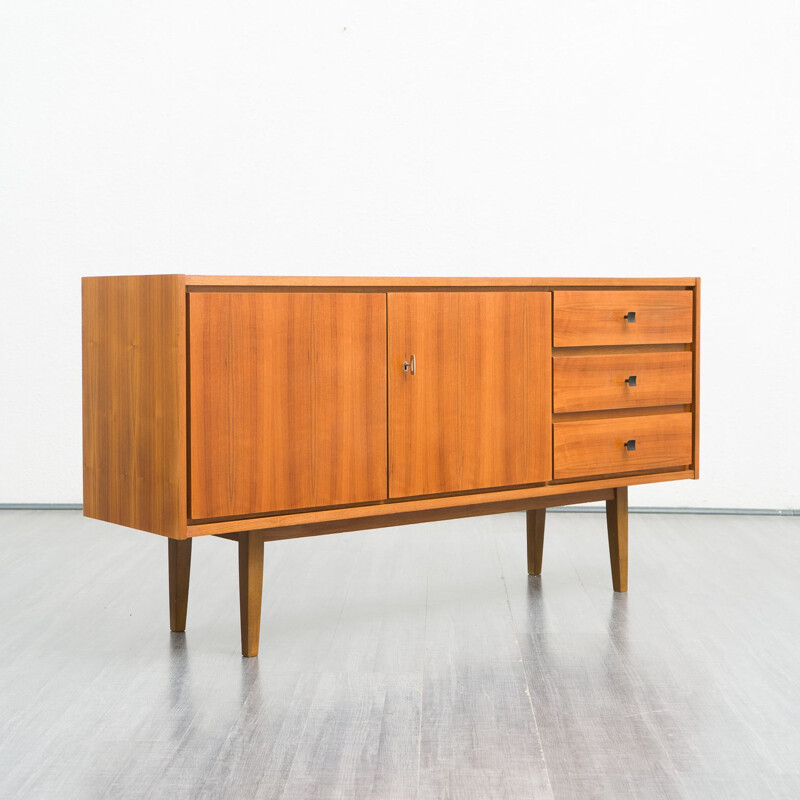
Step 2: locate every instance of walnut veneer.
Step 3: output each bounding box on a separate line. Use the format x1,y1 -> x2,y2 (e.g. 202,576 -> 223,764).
83,276 -> 700,656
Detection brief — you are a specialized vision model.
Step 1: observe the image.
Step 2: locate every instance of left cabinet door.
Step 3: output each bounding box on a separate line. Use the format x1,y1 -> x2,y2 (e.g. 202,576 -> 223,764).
189,292 -> 387,519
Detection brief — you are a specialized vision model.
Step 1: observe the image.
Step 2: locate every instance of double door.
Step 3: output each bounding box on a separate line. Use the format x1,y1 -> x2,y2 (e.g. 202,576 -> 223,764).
189,291 -> 551,520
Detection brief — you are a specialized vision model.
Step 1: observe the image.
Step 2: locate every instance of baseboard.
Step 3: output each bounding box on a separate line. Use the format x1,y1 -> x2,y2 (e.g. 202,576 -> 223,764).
0,503 -> 83,510
0,503 -> 797,516
550,506 -> 800,516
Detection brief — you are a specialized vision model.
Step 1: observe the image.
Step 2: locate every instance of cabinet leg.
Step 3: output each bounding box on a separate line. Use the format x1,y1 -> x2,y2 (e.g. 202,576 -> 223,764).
605,486 -> 628,592
238,532 -> 264,657
168,538 -> 192,632
526,508 -> 546,576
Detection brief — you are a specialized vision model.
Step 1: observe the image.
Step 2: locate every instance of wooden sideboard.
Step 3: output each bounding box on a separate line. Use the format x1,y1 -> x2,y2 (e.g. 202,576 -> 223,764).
82,276 -> 700,656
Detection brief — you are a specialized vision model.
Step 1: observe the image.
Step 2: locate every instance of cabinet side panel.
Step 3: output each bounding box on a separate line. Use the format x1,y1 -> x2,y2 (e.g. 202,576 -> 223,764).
82,275 -> 187,537
693,279 -> 701,477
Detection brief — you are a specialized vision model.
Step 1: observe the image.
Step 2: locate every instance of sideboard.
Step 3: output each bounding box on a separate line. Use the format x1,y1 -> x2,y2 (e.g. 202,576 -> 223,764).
82,276 -> 700,656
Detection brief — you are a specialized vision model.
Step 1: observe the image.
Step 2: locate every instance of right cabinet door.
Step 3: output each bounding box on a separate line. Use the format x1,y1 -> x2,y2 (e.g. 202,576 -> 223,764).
387,291 -> 551,498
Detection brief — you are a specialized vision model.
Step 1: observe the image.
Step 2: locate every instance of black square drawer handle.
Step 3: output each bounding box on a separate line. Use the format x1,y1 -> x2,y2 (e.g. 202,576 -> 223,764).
624,311 -> 636,322
625,375 -> 637,386
624,439 -> 636,451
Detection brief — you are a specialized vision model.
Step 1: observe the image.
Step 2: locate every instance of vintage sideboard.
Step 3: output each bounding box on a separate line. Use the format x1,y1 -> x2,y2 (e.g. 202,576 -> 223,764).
82,276 -> 700,656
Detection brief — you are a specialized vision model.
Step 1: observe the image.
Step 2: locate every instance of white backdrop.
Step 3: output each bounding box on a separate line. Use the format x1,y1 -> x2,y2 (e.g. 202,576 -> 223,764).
1,1 -> 798,508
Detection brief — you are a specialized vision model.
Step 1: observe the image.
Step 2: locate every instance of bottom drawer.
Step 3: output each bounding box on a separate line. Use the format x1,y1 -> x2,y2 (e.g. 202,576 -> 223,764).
553,412 -> 693,479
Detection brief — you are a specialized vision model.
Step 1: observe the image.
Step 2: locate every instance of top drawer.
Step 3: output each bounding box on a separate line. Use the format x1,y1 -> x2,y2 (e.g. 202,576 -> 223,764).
553,290 -> 694,346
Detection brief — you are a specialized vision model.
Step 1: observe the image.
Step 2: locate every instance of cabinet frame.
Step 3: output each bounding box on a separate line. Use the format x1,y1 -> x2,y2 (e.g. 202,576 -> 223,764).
83,276 -> 698,543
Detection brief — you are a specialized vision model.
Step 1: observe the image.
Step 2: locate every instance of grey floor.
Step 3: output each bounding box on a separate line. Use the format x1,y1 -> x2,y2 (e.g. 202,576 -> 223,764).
1,510 -> 799,799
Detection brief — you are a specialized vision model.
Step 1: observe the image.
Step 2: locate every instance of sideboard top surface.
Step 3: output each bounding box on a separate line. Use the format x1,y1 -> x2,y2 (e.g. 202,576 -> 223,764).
83,275 -> 697,289
185,275 -> 698,288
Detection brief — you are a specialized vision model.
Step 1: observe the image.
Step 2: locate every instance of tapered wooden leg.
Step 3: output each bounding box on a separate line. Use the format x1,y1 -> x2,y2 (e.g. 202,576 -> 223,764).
168,538 -> 192,632
238,531 -> 264,657
605,486 -> 628,592
526,508 -> 546,575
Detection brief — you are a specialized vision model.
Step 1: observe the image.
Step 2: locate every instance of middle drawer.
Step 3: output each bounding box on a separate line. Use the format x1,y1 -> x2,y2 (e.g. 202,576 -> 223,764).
553,351 -> 693,413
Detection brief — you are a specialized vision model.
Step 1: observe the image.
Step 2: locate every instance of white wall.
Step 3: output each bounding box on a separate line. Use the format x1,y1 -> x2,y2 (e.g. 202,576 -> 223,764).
1,1 -> 798,508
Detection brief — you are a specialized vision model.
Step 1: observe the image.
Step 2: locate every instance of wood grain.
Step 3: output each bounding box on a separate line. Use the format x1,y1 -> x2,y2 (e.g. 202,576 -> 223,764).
187,470 -> 694,537
188,292 -> 387,519
387,291 -> 551,497
606,486 -> 628,591
526,508 -> 546,576
168,538 -> 192,631
553,351 -> 693,412
553,412 -> 693,479
238,531 -> 264,657
82,275 -> 187,538
553,290 -> 694,346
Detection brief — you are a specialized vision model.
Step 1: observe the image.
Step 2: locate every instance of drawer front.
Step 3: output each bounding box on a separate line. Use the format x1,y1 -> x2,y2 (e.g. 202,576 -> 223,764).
553,290 -> 693,346
553,351 -> 693,413
553,412 -> 693,479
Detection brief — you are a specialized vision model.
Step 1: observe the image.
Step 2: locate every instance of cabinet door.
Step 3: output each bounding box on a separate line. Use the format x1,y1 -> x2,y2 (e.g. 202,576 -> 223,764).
388,292 -> 551,498
189,292 -> 387,519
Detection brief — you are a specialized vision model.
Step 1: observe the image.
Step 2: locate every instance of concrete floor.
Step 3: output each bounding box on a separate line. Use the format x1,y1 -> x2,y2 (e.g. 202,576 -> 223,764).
0,509 -> 798,799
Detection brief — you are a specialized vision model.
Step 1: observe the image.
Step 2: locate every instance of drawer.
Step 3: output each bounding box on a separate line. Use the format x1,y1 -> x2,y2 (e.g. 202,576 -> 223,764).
553,412 -> 693,479
553,290 -> 693,346
553,351 -> 693,413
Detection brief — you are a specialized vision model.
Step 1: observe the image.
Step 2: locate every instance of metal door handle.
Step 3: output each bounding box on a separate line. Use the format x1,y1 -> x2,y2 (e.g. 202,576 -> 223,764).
624,375 -> 637,386
403,354 -> 416,375
624,311 -> 636,322
624,439 -> 636,451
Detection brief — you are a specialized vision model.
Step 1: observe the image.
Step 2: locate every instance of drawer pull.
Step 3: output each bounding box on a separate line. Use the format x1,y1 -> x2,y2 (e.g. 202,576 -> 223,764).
624,375 -> 637,387
624,439 -> 636,451
403,354 -> 416,375
624,311 -> 636,323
